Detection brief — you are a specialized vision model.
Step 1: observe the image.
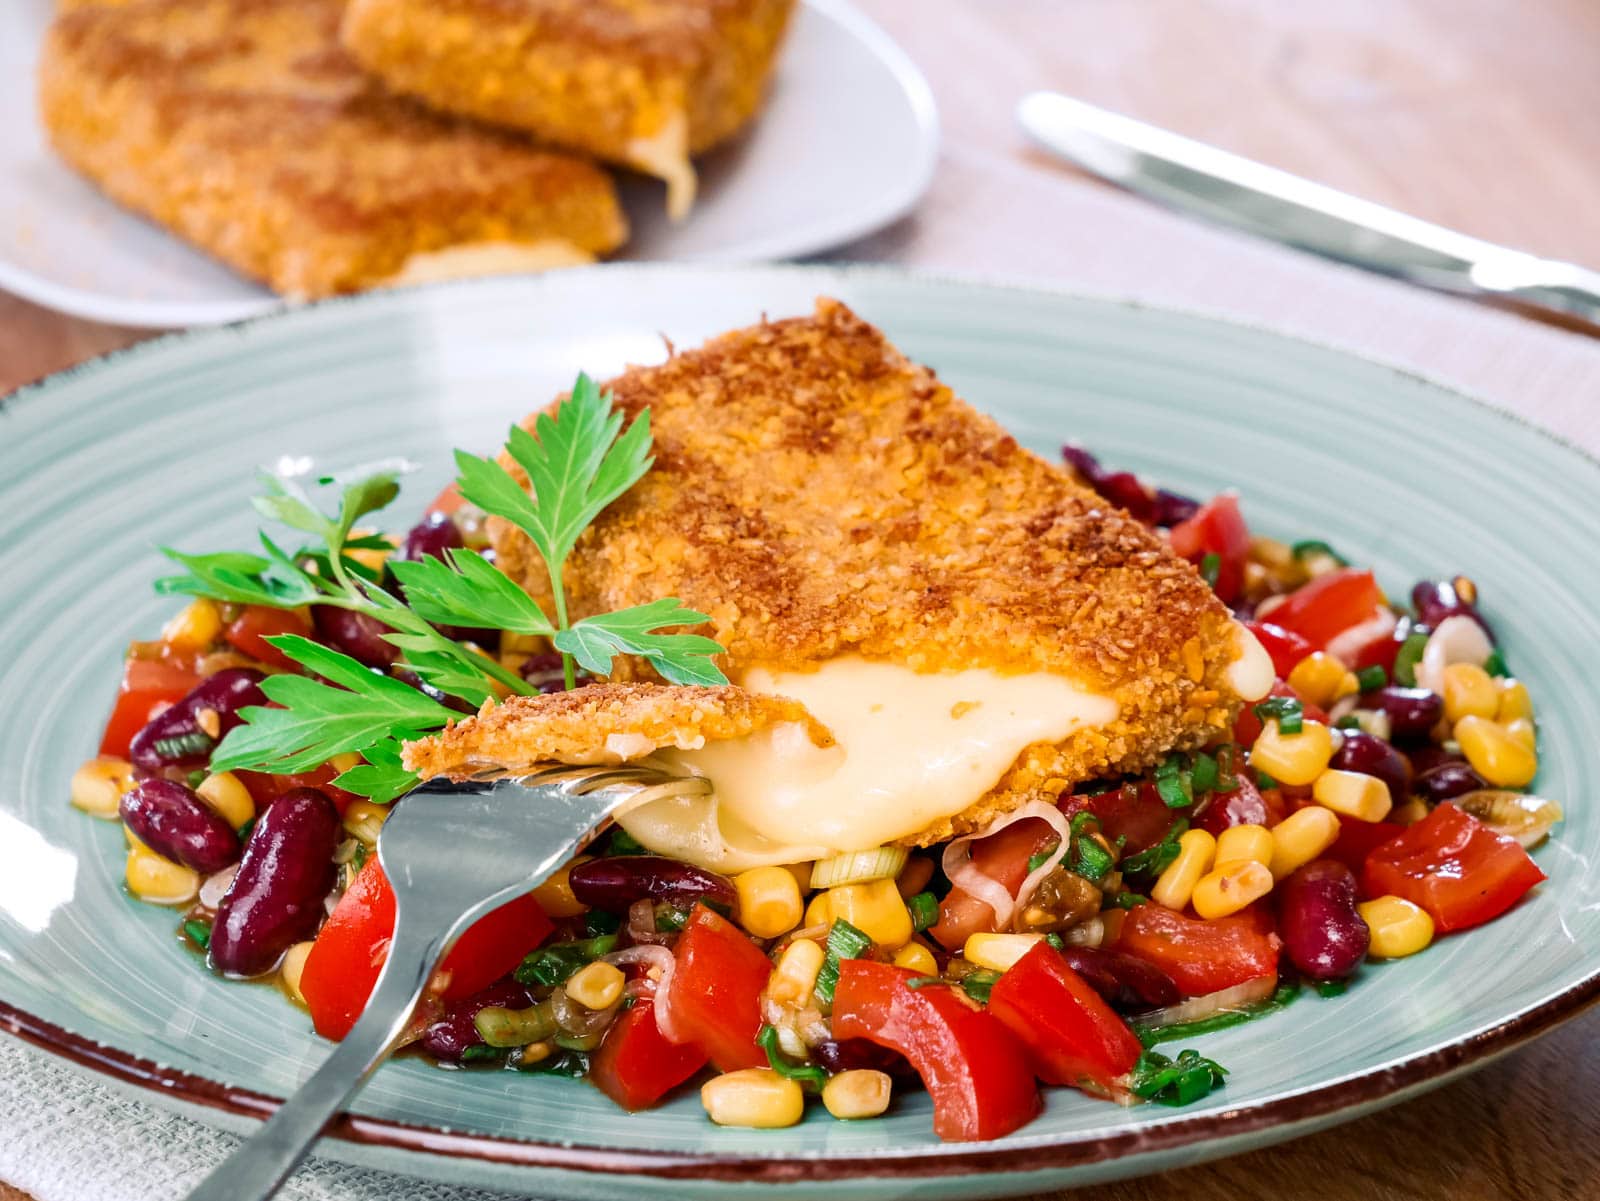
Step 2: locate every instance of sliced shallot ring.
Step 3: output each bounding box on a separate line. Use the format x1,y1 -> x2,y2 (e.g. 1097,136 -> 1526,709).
604,944 -> 683,1042
1415,614 -> 1494,697
940,800 -> 1075,931
1135,974 -> 1277,1030
1325,607 -> 1397,666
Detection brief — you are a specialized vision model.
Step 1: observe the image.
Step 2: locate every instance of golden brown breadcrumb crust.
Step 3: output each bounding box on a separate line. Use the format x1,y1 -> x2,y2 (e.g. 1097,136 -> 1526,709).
340,0 -> 794,172
401,682 -> 829,779
38,0 -> 627,299
488,300 -> 1249,844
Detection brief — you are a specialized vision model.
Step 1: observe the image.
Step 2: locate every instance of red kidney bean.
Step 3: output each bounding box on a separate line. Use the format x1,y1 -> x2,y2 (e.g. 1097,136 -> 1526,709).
1363,686 -> 1443,742
1196,778 -> 1271,836
1330,730 -> 1412,805
1153,488 -> 1200,528
1278,859 -> 1370,980
1411,579 -> 1494,641
210,787 -> 341,977
813,1038 -> 916,1078
120,779 -> 241,873
1056,945 -> 1180,1011
1414,761 -> 1488,805
1405,746 -> 1460,777
129,668 -> 267,774
1094,472 -> 1158,523
1060,444 -> 1103,480
568,857 -> 736,913
398,511 -> 464,563
520,651 -> 576,694
312,607 -> 398,668
420,979 -> 535,1062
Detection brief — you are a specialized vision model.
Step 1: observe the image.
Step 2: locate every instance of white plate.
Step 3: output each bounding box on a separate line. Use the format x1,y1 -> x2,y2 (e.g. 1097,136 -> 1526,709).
0,0 -> 937,328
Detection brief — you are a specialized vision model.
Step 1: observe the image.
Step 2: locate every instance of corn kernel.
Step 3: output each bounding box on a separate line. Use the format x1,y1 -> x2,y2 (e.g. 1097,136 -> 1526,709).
70,756 -> 136,819
769,938 -> 826,1006
891,941 -> 938,976
1268,805 -> 1341,879
963,932 -> 1044,972
1455,715 -> 1538,788
822,1070 -> 892,1120
1505,717 -> 1537,751
1442,663 -> 1499,723
702,1069 -> 804,1128
804,891 -> 833,929
532,857 -> 589,919
1495,678 -> 1534,723
342,800 -> 388,844
1359,895 -> 1435,958
1151,829 -> 1216,911
161,599 -> 223,650
1214,824 -> 1273,867
736,866 -> 804,939
826,879 -> 913,948
1312,768 -> 1393,822
1287,652 -> 1351,708
125,845 -> 199,905
1250,719 -> 1334,786
195,771 -> 254,829
785,861 -> 813,893
1191,860 -> 1274,920
345,528 -> 396,574
566,961 -> 626,1010
1391,799 -> 1430,826
328,751 -> 365,775
280,941 -> 315,1006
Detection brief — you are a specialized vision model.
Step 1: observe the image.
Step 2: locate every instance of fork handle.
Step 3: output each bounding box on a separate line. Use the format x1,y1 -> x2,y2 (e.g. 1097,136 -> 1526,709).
184,926 -> 446,1201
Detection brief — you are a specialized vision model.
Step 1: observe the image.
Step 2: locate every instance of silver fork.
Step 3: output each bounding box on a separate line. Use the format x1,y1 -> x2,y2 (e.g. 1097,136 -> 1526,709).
185,762 -> 710,1201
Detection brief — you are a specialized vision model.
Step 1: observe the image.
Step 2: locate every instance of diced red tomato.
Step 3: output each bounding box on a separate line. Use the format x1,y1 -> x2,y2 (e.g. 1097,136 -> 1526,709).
1362,803 -> 1545,933
987,943 -> 1142,1095
1324,817 -> 1406,873
99,658 -> 202,758
1086,781 -> 1182,855
1345,618 -> 1408,675
832,960 -> 1040,1141
660,904 -> 772,1070
426,483 -> 466,517
223,606 -> 314,671
1243,621 -> 1315,678
1168,492 -> 1251,603
929,818 -> 1058,950
1113,903 -> 1280,997
589,992 -> 706,1111
301,857 -> 554,1040
1233,680 -> 1329,748
1263,569 -> 1383,650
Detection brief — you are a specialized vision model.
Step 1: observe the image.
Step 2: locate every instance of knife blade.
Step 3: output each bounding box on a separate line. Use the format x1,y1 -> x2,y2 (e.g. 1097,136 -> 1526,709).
1017,91 -> 1600,325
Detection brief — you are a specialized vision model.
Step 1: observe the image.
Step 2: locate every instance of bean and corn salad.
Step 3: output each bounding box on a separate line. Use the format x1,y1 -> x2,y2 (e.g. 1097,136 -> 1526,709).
68,443 -> 1562,1142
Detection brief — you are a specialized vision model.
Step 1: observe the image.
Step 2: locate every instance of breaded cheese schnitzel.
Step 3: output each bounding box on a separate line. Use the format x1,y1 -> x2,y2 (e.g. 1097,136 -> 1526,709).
403,301 -> 1273,867
341,0 -> 795,219
38,0 -> 627,299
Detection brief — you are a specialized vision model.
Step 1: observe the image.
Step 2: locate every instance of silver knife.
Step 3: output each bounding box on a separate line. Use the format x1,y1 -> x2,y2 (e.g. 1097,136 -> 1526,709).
1017,91 -> 1600,325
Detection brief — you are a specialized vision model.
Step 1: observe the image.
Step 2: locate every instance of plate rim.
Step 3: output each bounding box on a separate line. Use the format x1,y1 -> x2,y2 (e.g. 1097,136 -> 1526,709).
0,0 -> 938,329
5,260 -> 1600,1183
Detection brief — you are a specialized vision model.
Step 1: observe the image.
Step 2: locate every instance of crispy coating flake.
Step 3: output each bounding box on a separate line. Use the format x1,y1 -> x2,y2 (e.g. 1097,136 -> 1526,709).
341,0 -> 794,213
489,300 -> 1249,843
39,0 -> 627,299
402,682 -> 828,779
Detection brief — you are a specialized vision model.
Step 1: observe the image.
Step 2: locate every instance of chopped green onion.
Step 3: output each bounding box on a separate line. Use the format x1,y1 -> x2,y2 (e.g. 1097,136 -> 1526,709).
810,846 -> 909,889
905,975 -> 940,989
1253,694 -> 1304,735
1077,780 -> 1114,797
584,908 -> 622,937
814,919 -> 872,1006
1355,664 -> 1386,692
182,918 -> 211,949
1256,769 -> 1277,789
908,891 -> 940,933
654,904 -> 689,933
185,768 -> 208,788
1290,539 -> 1348,566
1315,979 -> 1349,998
1128,1048 -> 1228,1106
514,934 -> 617,987
1136,980 -> 1300,1048
756,1025 -> 827,1090
1334,714 -> 1361,730
1071,816 -> 1115,882
603,827 -> 647,856
1199,553 -> 1221,589
1155,771 -> 1193,808
1044,932 -> 1065,950
1120,819 -> 1188,881
237,817 -> 255,842
1392,631 -> 1429,686
151,731 -> 215,761
1110,891 -> 1149,909
1189,751 -> 1218,796
460,1044 -> 510,1064
959,969 -> 1002,1005
1484,648 -> 1510,678
1026,840 -> 1062,873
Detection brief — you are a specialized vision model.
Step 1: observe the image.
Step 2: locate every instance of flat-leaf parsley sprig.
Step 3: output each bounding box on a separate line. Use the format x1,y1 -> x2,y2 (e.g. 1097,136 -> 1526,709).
158,373 -> 727,803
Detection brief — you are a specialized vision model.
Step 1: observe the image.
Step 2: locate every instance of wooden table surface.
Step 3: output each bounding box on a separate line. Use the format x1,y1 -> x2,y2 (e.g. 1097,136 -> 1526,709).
5,2 -> 1599,1199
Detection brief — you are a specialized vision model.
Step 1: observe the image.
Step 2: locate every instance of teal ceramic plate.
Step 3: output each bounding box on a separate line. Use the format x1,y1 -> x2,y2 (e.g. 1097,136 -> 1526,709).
2,265 -> 1597,1199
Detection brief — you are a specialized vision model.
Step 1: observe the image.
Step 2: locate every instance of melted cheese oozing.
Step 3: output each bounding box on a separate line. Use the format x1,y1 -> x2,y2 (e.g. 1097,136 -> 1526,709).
625,110 -> 696,221
617,658 -> 1119,873
1225,620 -> 1274,702
385,239 -> 594,287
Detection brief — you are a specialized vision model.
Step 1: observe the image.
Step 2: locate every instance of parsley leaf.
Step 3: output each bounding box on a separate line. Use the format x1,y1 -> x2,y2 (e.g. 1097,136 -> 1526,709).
1129,1048 -> 1228,1106
388,549 -> 555,636
330,737 -> 419,805
555,600 -> 728,686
